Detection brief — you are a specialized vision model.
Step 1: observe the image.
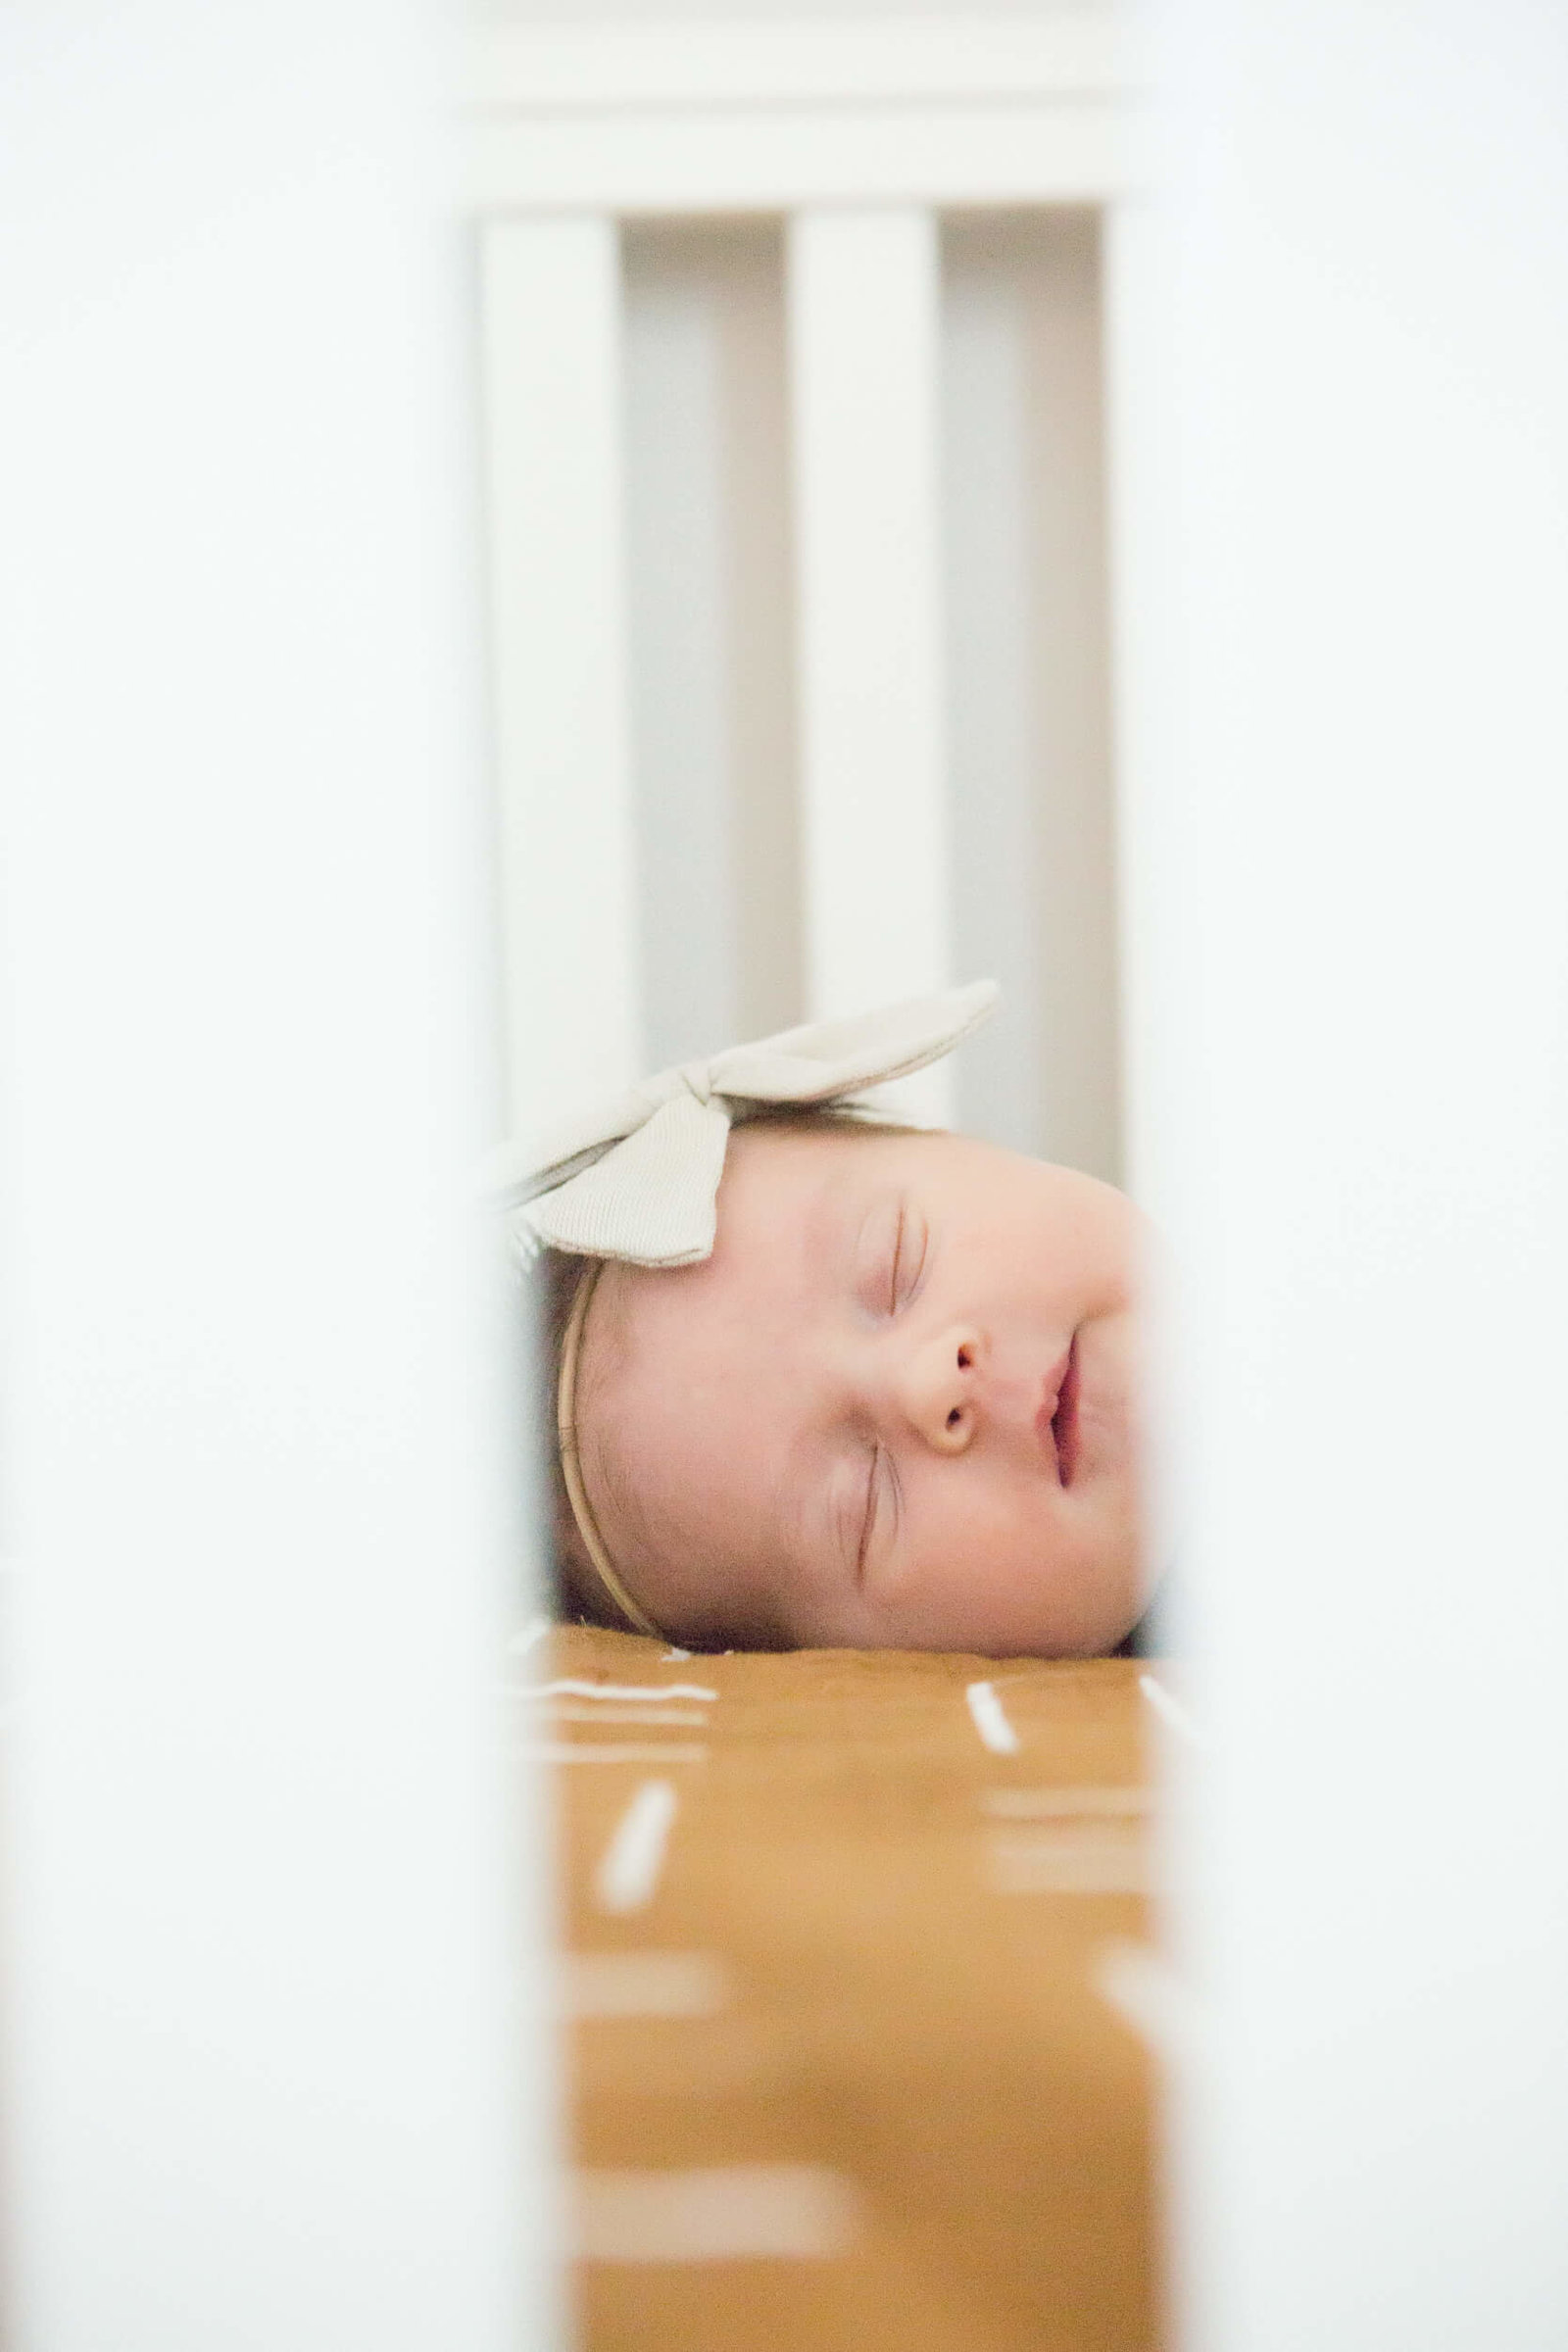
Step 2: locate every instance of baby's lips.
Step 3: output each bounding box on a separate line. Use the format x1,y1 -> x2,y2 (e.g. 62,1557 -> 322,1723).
1035,1336 -> 1081,1487
1054,1335 -> 1082,1487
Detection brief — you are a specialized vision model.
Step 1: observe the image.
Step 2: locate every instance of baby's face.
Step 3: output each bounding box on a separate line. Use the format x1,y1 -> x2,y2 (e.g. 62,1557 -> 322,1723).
576,1122 -> 1148,1655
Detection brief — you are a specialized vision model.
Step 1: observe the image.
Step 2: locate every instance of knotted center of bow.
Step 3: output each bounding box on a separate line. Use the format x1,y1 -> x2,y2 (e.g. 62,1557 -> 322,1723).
489,979 -> 999,1269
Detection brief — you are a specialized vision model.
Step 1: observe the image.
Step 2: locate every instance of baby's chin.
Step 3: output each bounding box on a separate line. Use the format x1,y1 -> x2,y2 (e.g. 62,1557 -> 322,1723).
863,1544 -> 1146,1660
990,1519 -> 1147,1657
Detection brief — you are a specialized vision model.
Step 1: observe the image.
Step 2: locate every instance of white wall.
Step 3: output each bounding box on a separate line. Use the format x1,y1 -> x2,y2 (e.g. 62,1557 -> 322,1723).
945,209 -> 1120,1179
623,220 -> 804,1067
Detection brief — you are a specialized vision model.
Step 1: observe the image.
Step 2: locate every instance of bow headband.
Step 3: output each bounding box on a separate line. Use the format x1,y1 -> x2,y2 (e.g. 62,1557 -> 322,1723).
488,978 -> 1000,1269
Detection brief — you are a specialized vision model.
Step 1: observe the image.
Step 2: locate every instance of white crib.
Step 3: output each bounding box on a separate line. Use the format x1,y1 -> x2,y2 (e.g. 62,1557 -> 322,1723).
465,14 -> 1131,1166
12,13 -> 1568,2352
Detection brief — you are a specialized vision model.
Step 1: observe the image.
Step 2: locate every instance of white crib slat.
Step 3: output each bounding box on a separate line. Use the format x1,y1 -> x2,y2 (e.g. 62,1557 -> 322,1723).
479,216 -> 639,1135
1,10 -> 550,2342
787,207 -> 952,1120
1109,6 -> 1568,2345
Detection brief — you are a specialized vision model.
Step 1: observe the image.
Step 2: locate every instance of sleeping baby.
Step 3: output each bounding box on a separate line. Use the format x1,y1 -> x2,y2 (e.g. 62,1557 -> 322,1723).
490,983 -> 1150,1657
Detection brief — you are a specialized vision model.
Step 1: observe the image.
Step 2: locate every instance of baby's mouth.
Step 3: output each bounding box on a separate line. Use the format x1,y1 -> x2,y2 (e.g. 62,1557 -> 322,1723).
1037,1334 -> 1082,1487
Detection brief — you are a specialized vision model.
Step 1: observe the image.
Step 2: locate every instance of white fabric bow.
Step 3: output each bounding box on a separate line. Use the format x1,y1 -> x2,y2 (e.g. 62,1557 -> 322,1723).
487,979 -> 999,1267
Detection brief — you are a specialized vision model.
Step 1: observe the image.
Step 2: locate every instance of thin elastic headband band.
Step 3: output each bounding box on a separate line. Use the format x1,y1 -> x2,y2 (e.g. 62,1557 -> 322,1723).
556,1261 -> 665,1642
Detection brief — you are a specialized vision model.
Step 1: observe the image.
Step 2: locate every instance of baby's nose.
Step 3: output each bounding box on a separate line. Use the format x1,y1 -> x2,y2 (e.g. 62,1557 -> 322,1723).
898,1327 -> 981,1454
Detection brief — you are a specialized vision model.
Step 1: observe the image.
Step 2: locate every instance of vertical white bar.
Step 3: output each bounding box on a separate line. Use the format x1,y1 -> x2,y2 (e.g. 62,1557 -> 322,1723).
0,7 -> 558,2350
480,213 -> 639,1131
1110,4 -> 1568,2347
718,228 -> 808,1046
788,206 -> 952,1118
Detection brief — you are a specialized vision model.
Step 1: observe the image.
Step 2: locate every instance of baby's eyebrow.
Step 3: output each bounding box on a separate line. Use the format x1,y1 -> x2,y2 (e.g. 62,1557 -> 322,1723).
821,1143 -> 902,1257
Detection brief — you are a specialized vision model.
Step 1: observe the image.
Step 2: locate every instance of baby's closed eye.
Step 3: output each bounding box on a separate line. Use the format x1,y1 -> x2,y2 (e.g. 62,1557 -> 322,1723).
854,1192 -> 929,1316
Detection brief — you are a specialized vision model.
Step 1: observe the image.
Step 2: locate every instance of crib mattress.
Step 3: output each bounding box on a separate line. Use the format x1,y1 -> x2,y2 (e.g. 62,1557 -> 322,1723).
519,1624 -> 1159,2352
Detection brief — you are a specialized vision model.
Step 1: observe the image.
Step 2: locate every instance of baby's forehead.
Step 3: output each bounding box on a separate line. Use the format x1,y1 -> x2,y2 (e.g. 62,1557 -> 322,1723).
605,1117 -> 927,1324
582,1125 -> 906,1428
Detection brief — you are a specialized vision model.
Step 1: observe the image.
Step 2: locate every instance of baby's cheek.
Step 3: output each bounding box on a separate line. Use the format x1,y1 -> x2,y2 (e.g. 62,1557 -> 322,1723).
921,1479 -> 1055,1589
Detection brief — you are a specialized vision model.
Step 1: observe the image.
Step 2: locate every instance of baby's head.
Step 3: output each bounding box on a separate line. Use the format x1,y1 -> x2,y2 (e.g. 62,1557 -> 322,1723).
544,1108 -> 1147,1657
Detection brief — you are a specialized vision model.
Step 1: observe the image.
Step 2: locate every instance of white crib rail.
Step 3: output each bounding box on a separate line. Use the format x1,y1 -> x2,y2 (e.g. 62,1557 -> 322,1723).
1,10 -> 553,2346
466,17 -> 1128,1147
479,215 -> 641,1135
787,205 -> 952,1119
464,19 -> 1125,217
